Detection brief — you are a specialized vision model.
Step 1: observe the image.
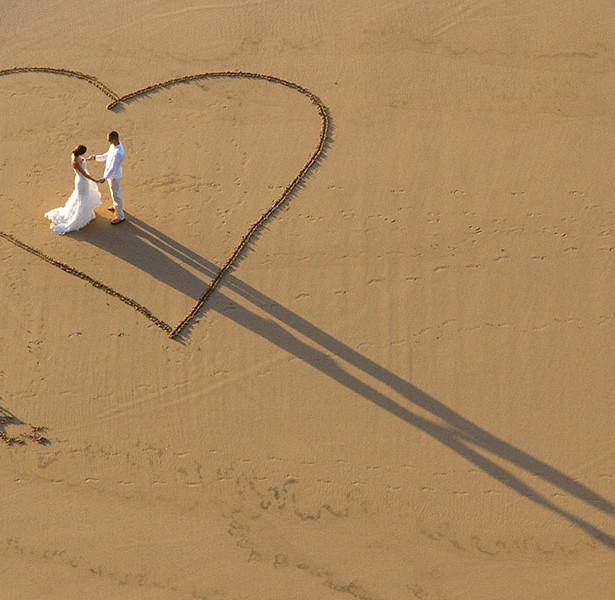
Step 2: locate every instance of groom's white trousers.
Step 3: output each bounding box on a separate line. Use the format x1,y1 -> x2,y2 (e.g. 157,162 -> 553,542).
108,178 -> 124,220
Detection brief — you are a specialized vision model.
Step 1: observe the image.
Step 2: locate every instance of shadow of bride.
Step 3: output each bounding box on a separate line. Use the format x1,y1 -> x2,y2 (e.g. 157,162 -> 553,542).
77,214 -> 615,549
72,213 -> 214,301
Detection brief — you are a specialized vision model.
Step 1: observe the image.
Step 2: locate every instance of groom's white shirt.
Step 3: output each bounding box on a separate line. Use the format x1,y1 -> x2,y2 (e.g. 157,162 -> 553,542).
96,143 -> 125,181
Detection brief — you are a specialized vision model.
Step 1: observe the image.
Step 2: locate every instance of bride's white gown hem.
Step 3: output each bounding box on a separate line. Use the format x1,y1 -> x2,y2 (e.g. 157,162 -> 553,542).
45,157 -> 101,234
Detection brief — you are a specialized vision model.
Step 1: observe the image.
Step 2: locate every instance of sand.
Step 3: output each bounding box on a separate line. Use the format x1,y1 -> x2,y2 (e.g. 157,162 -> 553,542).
1,1 -> 615,598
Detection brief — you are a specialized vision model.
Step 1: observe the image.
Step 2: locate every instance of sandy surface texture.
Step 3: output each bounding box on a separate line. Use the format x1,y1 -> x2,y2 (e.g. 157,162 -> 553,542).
2,1 -> 615,598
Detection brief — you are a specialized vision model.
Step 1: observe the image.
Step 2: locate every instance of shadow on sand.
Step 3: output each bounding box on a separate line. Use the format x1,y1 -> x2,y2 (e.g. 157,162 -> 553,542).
74,214 -> 615,549
0,406 -> 49,446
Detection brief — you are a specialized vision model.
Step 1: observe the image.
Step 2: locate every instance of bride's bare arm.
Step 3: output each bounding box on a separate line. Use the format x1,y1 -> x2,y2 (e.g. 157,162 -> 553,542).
72,157 -> 97,182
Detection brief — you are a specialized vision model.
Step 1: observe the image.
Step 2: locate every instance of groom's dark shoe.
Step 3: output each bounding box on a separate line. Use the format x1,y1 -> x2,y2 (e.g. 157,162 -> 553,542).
110,218 -> 125,225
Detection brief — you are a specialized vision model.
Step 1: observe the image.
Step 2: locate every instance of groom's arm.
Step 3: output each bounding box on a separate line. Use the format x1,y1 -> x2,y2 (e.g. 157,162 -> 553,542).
86,153 -> 107,162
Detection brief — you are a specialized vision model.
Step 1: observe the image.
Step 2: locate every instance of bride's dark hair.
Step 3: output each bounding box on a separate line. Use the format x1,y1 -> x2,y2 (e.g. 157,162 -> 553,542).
72,145 -> 87,156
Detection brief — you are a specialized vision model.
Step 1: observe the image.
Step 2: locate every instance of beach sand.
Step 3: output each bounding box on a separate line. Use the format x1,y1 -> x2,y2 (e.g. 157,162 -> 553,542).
1,1 -> 615,597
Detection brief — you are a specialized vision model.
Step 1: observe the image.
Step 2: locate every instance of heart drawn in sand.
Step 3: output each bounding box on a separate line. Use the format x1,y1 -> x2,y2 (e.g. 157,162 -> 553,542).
0,67 -> 329,339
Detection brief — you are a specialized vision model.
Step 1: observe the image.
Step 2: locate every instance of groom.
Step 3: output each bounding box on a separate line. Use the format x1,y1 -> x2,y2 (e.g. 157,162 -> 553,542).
87,130 -> 126,225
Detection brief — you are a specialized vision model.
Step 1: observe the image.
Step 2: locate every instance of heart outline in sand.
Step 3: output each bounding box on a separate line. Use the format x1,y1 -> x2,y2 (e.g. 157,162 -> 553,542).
0,67 -> 329,339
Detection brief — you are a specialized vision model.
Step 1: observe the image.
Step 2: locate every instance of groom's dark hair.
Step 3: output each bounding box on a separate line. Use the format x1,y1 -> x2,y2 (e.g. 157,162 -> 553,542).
108,130 -> 119,142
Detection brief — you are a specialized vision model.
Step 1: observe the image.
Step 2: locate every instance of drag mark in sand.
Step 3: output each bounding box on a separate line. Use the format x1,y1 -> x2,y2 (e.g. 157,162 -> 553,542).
0,67 -> 330,340
0,230 -> 173,333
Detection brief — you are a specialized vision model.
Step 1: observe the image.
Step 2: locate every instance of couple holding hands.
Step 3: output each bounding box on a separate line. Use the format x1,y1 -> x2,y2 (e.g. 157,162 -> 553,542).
45,130 -> 126,234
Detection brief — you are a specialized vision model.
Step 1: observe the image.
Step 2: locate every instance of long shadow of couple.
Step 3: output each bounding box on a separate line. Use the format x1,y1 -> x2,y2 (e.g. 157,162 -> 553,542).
75,214 -> 615,549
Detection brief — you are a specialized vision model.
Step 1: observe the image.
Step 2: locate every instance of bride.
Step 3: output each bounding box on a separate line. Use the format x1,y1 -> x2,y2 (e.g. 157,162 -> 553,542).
45,145 -> 102,234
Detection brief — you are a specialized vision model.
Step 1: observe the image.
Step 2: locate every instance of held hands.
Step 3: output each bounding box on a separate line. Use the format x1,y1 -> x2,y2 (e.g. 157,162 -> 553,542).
85,155 -> 103,181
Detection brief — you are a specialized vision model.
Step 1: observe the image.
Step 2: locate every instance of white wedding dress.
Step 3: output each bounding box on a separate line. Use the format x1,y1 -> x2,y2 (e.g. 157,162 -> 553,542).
45,157 -> 102,234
